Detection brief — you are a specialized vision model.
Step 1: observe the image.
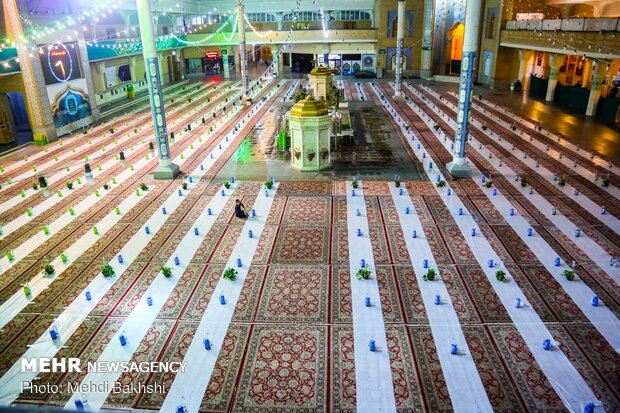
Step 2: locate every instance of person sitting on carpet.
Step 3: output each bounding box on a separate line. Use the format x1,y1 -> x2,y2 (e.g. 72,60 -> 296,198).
235,199 -> 248,219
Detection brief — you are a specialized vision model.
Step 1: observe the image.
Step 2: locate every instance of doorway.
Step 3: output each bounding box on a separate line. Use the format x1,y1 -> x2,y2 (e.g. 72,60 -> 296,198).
1,93 -> 33,148
448,22 -> 464,75
291,53 -> 314,73
7,93 -> 30,132
167,56 -> 174,82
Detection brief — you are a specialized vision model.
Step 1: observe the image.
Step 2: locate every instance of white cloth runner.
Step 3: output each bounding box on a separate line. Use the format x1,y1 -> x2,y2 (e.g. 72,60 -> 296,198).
401,86 -> 620,350
406,84 -> 620,288
469,92 -> 618,178
283,80 -> 302,101
0,80 -> 193,176
337,79 -> 350,101
389,182 -> 493,412
355,82 -> 367,101
409,84 -> 620,232
0,156 -> 151,272
369,83 -> 603,412
438,88 -> 619,196
159,184 -> 278,413
0,186 -> 147,330
0,176 -> 191,406
64,182 -> 234,410
0,80 -> 285,408
0,80 -> 216,190
346,182 -> 396,413
0,78 -> 263,276
409,83 -> 620,283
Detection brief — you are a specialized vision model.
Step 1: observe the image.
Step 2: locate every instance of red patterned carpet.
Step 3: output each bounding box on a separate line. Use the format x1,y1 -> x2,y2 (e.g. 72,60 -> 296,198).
0,79 -> 618,412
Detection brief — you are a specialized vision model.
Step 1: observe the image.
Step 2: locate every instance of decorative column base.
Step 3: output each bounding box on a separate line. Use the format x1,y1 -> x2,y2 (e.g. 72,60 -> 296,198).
586,62 -> 605,117
446,157 -> 472,178
32,124 -> 58,145
153,161 -> 180,180
392,93 -> 405,102
90,107 -> 101,122
545,79 -> 557,102
420,69 -> 432,79
585,99 -> 600,117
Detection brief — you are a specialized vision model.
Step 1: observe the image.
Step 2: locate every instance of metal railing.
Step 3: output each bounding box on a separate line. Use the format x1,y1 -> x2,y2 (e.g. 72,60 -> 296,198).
505,17 -> 619,32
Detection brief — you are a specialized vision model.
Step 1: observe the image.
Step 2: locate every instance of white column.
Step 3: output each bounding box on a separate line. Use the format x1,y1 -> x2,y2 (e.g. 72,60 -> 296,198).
129,55 -> 139,82
586,61 -> 606,117
545,53 -> 562,102
136,0 -> 179,179
96,62 -> 107,90
420,0 -> 433,79
517,49 -> 527,86
270,45 -> 280,77
445,0 -> 482,178
321,9 -> 330,32
157,52 -> 166,83
233,46 -> 241,73
393,0 -> 406,101
276,12 -> 284,31
222,48 -> 230,79
175,48 -> 185,79
582,59 -> 593,88
523,50 -> 535,91
237,0 -> 250,103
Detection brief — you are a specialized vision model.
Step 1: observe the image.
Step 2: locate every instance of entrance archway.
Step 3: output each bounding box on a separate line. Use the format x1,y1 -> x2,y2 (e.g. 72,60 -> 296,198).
390,54 -> 407,72
447,22 -> 464,75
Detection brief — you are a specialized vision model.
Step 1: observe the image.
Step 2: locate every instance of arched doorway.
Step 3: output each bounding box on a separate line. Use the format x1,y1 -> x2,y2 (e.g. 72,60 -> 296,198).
447,22 -> 464,75
167,56 -> 177,82
391,14 -> 410,37
390,54 -> 407,72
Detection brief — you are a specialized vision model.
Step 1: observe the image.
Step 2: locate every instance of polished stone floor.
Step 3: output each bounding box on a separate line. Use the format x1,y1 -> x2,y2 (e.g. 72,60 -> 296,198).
214,100 -> 423,182
426,80 -> 620,161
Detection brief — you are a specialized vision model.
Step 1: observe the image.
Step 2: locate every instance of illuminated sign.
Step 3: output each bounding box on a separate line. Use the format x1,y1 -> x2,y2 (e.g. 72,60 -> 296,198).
65,94 -> 78,115
40,42 -> 82,85
205,51 -> 219,58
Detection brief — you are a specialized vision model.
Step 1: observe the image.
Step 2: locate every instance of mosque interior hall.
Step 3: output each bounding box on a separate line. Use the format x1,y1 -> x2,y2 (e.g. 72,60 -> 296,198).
0,0 -> 619,411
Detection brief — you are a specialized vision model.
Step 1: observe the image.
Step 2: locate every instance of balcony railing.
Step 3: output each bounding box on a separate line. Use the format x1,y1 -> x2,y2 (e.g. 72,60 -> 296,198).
500,26 -> 620,59
184,28 -> 378,45
505,17 -> 619,32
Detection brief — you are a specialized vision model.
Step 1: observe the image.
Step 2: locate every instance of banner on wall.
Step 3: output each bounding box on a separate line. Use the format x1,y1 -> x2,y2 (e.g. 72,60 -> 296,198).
105,64 -> 132,87
362,55 -> 375,71
46,78 -> 93,136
